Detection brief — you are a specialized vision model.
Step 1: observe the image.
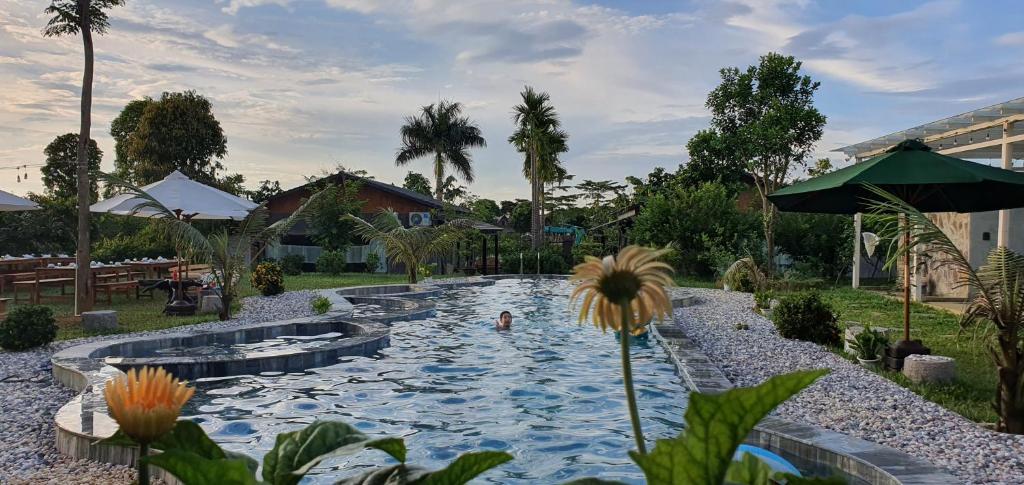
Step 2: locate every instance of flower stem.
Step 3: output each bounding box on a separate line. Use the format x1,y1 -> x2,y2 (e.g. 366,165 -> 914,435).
138,443 -> 150,485
619,300 -> 646,455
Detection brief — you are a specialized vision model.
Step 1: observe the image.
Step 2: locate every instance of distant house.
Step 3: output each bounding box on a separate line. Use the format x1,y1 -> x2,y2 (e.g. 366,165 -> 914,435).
263,171 -> 445,268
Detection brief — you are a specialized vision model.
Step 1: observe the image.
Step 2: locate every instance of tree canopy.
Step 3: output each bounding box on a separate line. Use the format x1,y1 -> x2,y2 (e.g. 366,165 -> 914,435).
396,100 -> 486,201
402,171 -> 432,197
41,133 -> 101,201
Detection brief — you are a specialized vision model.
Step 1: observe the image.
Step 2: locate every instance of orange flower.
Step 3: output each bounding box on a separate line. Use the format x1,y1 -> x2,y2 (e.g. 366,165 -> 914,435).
103,366 -> 194,444
570,245 -> 674,335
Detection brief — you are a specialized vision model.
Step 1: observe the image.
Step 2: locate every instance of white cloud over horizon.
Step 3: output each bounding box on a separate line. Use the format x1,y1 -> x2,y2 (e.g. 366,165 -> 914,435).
1,0 -> 1022,201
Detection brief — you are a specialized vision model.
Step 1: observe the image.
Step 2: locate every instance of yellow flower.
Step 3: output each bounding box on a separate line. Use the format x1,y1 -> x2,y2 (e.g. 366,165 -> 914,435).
570,245 -> 674,335
103,366 -> 194,444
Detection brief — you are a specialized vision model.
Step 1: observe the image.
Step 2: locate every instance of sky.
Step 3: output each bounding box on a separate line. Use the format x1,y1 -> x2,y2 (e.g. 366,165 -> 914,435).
1,0 -> 1022,200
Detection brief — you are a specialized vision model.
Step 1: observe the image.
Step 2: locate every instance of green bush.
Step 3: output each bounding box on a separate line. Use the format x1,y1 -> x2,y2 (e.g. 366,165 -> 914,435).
92,224 -> 175,263
317,249 -> 347,276
771,291 -> 840,346
571,241 -> 603,266
279,254 -> 305,276
753,290 -> 773,310
251,261 -> 284,296
722,258 -> 764,293
0,305 -> 57,350
539,248 -> 569,274
311,295 -> 331,314
365,252 -> 381,273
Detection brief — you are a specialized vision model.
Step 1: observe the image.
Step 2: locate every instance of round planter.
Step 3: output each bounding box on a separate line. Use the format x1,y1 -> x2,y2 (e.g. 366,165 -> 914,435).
857,357 -> 882,371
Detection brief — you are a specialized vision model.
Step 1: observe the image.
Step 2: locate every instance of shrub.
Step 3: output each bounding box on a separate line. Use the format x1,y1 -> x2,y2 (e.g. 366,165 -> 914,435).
251,262 -> 284,296
771,291 -> 840,346
365,252 -> 381,273
311,295 -> 331,314
0,305 -> 57,350
753,290 -> 773,310
417,263 -> 435,279
92,224 -> 175,263
539,248 -> 569,274
280,254 -> 305,276
317,250 -> 347,276
722,258 -> 764,293
848,325 -> 889,360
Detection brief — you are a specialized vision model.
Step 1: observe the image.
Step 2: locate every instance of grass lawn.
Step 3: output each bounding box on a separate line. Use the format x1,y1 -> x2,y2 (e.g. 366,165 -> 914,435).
822,287 -> 997,424
673,276 -> 718,289
2,272 -> 411,341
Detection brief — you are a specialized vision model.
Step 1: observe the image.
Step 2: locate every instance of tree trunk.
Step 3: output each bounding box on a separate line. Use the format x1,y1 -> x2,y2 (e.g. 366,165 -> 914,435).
408,261 -> 418,284
761,194 -> 776,276
75,0 -> 94,315
530,144 -> 542,250
218,293 -> 233,321
434,153 -> 444,202
996,333 -> 1024,434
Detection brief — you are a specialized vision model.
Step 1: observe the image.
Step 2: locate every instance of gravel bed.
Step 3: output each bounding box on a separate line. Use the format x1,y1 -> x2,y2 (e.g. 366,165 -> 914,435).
676,287 -> 1024,484
0,290 -> 318,484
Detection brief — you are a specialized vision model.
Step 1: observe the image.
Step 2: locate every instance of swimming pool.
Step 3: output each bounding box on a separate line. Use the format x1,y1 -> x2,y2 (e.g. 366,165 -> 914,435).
183,279 -> 688,483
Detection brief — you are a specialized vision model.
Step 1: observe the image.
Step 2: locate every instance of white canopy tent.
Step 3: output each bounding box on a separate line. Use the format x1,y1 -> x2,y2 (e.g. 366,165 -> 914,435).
0,188 -> 40,211
835,96 -> 1024,290
90,170 -> 257,220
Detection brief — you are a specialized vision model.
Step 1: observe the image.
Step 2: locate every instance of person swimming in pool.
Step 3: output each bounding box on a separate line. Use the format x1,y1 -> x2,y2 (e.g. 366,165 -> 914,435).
495,310 -> 512,331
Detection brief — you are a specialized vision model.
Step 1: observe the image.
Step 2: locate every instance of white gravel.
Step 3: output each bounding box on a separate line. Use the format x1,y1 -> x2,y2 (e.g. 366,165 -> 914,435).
676,288 -> 1024,484
0,290 -> 318,484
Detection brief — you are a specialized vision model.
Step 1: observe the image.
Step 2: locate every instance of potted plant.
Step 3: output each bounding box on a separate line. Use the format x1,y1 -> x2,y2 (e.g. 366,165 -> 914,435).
848,326 -> 889,370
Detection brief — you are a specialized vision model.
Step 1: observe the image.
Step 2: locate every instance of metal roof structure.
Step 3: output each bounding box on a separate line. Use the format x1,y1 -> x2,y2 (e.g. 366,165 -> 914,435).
835,96 -> 1024,161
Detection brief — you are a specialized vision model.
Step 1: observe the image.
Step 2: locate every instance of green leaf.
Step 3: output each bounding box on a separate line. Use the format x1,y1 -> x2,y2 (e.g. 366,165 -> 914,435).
724,452 -> 774,485
336,464 -> 431,485
93,428 -> 137,448
262,421 -> 370,485
152,420 -> 226,459
366,437 -> 408,463
631,369 -> 827,485
143,450 -> 260,485
418,451 -> 513,485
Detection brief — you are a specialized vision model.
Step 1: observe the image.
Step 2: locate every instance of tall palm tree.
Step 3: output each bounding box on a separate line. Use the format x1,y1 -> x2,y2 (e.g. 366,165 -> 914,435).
43,0 -> 124,314
516,128 -> 568,227
396,100 -> 486,202
509,87 -> 562,250
346,210 -> 470,283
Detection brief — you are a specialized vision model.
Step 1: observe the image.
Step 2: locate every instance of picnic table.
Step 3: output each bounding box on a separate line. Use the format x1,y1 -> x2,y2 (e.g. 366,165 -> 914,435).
12,264 -> 141,305
0,255 -> 75,293
123,258 -> 186,279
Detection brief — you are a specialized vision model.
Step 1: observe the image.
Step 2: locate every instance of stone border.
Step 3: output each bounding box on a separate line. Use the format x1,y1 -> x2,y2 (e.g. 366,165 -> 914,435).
651,297 -> 959,485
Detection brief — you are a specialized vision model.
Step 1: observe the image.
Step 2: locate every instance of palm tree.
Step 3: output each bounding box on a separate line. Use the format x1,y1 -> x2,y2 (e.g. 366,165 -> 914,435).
868,186 -> 1024,434
43,0 -> 124,314
396,100 -> 486,202
516,128 -> 568,227
346,210 -> 469,283
509,87 -> 562,250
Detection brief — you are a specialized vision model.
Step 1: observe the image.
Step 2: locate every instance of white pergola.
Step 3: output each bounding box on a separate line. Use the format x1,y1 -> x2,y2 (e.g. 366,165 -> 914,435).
835,96 -> 1024,289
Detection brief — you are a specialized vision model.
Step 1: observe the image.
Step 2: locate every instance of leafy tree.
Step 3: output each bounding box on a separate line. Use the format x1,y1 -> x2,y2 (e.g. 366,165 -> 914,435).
439,175 -> 467,204
402,171 -> 431,197
681,129 -> 748,188
0,194 -> 78,255
513,127 -> 569,226
395,100 -> 486,201
126,90 -> 228,185
510,86 -> 562,250
43,0 -> 124,314
776,212 -> 853,279
509,200 -> 531,234
631,182 -> 761,276
214,172 -> 246,197
248,180 -> 282,204
807,157 -> 834,177
42,133 -> 102,201
688,52 -> 826,273
469,198 -> 500,223
626,167 -> 678,203
109,97 -> 153,187
305,179 -> 364,252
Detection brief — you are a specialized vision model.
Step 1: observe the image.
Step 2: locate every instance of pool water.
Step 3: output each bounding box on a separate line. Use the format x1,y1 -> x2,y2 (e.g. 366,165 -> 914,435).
138,332 -> 350,359
183,279 -> 688,483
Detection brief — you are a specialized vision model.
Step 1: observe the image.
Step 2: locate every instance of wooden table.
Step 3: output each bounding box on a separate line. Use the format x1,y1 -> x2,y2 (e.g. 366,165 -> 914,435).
126,259 -> 185,279
15,265 -> 136,304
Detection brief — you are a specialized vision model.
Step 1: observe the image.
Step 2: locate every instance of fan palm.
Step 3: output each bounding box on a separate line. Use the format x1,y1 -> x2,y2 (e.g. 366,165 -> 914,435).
43,0 -> 124,314
509,86 -> 563,250
867,185 -> 1024,434
100,173 -> 326,320
346,210 -> 470,284
396,100 -> 486,202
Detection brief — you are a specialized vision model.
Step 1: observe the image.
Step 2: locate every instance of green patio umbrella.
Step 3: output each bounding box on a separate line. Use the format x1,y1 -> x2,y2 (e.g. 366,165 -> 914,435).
769,140 -> 1024,354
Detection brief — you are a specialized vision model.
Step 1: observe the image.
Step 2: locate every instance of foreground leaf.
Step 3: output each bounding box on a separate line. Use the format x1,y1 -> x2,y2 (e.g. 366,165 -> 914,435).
724,452 -> 774,485
366,437 -> 408,463
292,437 -> 410,476
93,428 -> 137,448
561,479 -> 629,484
335,464 -> 431,485
419,451 -> 513,485
143,450 -> 259,485
263,421 -> 370,485
631,369 -> 827,485
152,420 -> 226,459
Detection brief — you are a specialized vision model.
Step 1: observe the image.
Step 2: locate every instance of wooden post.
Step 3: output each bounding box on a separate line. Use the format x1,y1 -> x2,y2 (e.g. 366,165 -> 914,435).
481,235 -> 488,276
853,213 -> 862,288
494,233 -> 499,275
998,120 -> 1015,247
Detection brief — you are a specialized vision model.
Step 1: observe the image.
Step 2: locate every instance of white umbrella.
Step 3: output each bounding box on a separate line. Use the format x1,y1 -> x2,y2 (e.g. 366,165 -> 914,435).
0,188 -> 40,211
90,170 -> 257,220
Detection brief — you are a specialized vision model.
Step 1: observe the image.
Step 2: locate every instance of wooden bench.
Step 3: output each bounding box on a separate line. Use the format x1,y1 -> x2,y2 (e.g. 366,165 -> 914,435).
0,272 -> 37,294
13,272 -> 73,304
95,280 -> 140,304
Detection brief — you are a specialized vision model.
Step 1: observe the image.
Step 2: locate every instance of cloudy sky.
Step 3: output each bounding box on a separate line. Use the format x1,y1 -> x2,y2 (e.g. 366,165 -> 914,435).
1,0 -> 1022,200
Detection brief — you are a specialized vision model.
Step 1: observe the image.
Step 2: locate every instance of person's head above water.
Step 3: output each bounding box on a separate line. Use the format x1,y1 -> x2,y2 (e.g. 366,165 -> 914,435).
497,311 -> 512,329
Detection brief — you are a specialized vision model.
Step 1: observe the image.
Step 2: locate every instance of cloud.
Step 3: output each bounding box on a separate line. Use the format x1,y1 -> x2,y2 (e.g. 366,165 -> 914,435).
994,31 -> 1024,46
221,0 -> 293,15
